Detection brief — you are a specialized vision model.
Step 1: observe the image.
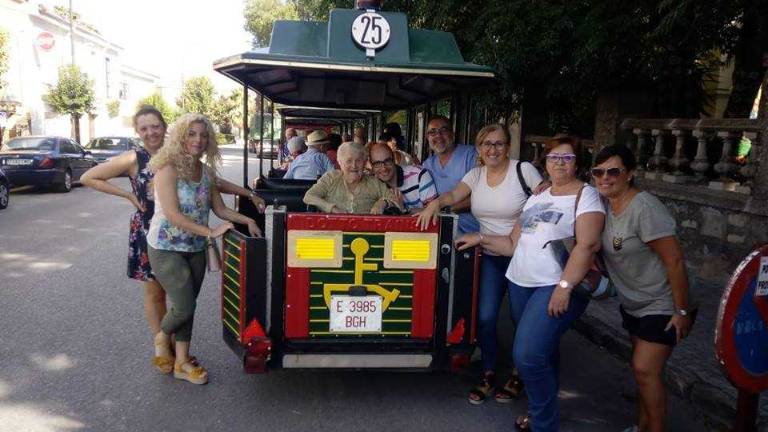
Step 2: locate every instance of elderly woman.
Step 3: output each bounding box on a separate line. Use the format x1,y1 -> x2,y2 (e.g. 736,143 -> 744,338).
304,141 -> 399,214
593,145 -> 694,432
148,113 -> 260,385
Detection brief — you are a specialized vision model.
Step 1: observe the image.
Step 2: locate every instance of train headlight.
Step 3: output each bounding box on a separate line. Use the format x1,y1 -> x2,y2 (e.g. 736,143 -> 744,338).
287,230 -> 343,268
384,232 -> 438,269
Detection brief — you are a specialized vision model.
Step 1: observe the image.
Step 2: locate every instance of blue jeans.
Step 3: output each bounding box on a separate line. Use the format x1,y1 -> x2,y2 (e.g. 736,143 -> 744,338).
477,254 -> 514,372
508,282 -> 589,432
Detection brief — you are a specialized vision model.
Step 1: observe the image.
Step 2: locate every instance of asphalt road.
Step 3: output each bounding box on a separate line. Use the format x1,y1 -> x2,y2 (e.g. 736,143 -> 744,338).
0,149 -> 710,432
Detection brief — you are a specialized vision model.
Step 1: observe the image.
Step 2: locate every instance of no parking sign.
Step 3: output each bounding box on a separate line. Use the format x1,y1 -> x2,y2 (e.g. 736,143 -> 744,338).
715,245 -> 768,431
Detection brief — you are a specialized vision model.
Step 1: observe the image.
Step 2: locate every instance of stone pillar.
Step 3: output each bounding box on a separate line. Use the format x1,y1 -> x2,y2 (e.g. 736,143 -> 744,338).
632,128 -> 650,176
645,129 -> 668,179
664,129 -> 690,182
709,131 -> 740,191
690,129 -> 711,182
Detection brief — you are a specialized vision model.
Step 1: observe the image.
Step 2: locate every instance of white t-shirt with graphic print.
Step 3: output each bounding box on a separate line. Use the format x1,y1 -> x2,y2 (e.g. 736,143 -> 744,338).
506,185 -> 605,287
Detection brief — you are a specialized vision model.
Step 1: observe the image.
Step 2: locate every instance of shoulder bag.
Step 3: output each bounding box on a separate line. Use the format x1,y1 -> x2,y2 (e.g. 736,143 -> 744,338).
547,186 -> 615,300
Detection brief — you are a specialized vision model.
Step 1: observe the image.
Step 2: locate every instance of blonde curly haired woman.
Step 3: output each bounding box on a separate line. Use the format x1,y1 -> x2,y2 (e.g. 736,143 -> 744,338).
147,113 -> 259,385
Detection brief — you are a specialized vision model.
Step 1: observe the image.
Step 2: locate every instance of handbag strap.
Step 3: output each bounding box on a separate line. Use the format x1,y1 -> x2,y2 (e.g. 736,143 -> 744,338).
573,184 -> 586,239
516,161 -> 532,197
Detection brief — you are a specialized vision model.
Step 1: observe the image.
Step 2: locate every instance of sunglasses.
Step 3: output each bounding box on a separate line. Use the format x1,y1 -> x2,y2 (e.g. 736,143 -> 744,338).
590,167 -> 625,178
545,153 -> 576,164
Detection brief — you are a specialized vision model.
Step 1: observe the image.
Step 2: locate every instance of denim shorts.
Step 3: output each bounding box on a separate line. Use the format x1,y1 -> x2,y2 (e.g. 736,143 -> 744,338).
620,306 -> 697,346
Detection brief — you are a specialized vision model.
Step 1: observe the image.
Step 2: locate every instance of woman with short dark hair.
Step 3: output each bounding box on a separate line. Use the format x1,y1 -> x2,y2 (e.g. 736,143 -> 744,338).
592,145 -> 695,432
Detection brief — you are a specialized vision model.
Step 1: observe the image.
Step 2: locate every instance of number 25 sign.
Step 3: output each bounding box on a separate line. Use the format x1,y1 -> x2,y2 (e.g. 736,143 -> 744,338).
351,12 -> 391,57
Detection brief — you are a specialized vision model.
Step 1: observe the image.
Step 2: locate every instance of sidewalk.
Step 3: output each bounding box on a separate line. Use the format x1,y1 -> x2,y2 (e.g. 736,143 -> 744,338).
573,278 -> 768,431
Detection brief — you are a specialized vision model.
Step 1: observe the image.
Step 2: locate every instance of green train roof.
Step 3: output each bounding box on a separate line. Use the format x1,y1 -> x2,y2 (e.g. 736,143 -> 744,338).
214,8 -> 495,110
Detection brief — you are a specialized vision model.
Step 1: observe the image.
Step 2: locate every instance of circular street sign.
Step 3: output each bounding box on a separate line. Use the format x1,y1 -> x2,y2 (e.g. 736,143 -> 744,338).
715,244 -> 768,393
36,32 -> 55,51
351,12 -> 391,51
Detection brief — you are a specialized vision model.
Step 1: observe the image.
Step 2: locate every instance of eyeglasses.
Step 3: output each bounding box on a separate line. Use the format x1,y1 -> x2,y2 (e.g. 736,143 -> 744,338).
545,153 -> 576,164
590,167 -> 625,178
371,157 -> 395,169
480,141 -> 507,150
426,126 -> 450,137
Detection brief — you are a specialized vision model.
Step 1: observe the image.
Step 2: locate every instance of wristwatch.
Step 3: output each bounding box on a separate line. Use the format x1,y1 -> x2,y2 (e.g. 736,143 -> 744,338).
675,308 -> 689,317
557,280 -> 571,290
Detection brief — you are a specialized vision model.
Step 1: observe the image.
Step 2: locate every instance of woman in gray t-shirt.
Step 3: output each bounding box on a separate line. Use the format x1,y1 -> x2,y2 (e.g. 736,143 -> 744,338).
592,145 -> 694,432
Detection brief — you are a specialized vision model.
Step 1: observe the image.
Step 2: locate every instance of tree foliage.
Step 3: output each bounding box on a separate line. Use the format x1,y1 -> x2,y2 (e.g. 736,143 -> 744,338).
244,0 -> 299,47
210,89 -> 242,134
137,91 -> 178,124
292,0 -> 767,133
106,100 -> 120,118
176,76 -> 216,118
42,65 -> 95,142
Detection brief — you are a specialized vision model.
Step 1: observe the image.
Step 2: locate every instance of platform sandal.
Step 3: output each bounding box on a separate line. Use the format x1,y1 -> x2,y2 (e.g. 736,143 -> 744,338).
468,372 -> 495,405
174,360 -> 208,385
495,372 -> 524,403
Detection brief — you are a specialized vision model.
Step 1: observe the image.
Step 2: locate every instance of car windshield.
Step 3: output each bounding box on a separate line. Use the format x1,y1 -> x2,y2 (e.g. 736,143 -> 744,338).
85,137 -> 130,150
5,137 -> 56,151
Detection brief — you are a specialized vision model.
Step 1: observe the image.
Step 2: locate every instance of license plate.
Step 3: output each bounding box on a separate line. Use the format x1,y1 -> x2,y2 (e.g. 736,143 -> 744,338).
5,159 -> 33,165
329,295 -> 382,333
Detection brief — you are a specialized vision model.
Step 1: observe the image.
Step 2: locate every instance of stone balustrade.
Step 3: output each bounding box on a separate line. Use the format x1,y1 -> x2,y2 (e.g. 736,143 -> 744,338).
620,118 -> 767,196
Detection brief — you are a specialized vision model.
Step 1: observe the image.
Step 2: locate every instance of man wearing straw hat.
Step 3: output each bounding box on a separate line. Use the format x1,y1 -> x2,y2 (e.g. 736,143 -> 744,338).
283,130 -> 336,180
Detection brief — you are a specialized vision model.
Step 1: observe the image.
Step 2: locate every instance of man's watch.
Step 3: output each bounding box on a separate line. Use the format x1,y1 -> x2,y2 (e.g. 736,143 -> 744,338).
675,308 -> 689,317
557,280 -> 571,290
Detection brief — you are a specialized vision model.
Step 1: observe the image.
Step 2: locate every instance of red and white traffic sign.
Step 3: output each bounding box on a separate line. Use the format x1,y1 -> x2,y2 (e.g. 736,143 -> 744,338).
36,32 -> 55,51
715,244 -> 768,394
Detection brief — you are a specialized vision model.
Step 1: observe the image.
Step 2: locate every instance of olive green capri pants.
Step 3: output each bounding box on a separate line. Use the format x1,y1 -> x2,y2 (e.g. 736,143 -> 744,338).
147,246 -> 206,342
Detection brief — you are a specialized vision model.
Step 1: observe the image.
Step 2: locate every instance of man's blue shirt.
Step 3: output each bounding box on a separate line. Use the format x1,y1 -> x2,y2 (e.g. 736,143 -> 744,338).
283,147 -> 335,180
422,144 -> 480,234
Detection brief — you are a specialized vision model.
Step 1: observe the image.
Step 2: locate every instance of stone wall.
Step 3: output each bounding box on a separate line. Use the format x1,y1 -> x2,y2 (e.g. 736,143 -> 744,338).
638,176 -> 768,282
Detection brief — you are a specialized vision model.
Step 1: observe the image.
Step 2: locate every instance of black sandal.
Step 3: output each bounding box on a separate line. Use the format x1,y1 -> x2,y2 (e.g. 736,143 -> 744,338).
495,372 -> 524,403
468,372 -> 496,405
515,413 -> 531,431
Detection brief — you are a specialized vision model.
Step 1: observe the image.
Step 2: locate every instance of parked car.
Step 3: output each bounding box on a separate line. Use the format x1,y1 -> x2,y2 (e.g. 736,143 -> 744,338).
0,166 -> 9,210
84,136 -> 143,163
0,136 -> 97,192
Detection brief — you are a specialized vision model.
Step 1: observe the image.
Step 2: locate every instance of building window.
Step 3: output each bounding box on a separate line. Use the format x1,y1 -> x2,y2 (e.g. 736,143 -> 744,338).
119,82 -> 128,100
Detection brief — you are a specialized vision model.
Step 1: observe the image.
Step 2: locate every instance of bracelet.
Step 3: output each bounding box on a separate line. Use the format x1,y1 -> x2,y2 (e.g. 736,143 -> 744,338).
477,232 -> 484,243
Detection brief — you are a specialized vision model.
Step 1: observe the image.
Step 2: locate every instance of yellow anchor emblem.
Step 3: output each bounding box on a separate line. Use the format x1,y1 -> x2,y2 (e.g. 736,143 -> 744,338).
323,238 -> 400,311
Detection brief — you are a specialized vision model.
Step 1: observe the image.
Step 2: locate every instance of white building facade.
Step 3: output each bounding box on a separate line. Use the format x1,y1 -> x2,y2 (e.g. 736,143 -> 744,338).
0,0 -> 161,143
